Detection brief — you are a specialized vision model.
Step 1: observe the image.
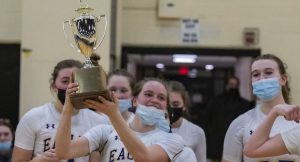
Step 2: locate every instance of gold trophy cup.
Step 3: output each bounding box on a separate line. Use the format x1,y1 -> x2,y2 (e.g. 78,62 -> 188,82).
63,1 -> 111,109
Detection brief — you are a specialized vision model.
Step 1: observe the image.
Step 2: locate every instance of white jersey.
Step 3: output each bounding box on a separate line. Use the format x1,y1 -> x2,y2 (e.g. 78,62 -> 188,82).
14,102 -> 110,162
173,147 -> 197,162
281,125 -> 300,155
223,105 -> 300,162
172,118 -> 207,162
84,125 -> 184,162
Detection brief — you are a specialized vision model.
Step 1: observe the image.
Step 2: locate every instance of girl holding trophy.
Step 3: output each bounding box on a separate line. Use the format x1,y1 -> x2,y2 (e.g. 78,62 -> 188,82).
55,78 -> 184,162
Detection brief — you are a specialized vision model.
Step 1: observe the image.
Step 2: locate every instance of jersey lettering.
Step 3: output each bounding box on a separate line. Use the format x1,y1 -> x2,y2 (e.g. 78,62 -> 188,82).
109,147 -> 133,161
109,149 -> 117,162
43,138 -> 51,152
43,134 -> 76,152
259,160 -> 294,162
117,148 -> 125,160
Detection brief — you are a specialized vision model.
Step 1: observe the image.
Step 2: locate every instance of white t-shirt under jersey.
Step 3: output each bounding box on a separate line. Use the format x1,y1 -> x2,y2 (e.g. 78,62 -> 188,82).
84,125 -> 184,162
172,118 -> 207,162
223,105 -> 300,162
14,102 -> 110,162
281,125 -> 300,155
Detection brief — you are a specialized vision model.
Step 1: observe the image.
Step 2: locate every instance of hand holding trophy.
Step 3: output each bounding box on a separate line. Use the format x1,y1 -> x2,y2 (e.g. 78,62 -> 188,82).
63,0 -> 111,109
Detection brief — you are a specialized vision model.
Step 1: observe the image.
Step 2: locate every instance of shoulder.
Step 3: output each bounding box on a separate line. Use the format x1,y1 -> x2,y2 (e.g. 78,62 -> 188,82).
85,124 -> 114,136
19,103 -> 51,123
154,131 -> 184,160
153,131 -> 184,145
79,109 -> 110,124
183,119 -> 204,135
225,108 -> 256,138
230,108 -> 256,127
281,125 -> 300,155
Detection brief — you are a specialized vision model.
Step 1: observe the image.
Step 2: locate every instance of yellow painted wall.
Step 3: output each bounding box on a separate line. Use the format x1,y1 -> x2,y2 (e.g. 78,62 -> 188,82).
19,0 -> 111,116
1,0 -> 300,116
0,0 -> 21,42
121,0 -> 300,104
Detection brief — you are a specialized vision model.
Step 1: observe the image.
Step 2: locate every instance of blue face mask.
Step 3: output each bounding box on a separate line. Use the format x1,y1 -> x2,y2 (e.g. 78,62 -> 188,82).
0,141 -> 12,153
118,99 -> 132,112
252,78 -> 281,101
158,119 -> 171,133
135,104 -> 165,126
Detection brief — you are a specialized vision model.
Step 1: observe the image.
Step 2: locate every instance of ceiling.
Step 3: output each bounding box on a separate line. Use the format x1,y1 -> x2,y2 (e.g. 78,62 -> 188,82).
127,54 -> 238,68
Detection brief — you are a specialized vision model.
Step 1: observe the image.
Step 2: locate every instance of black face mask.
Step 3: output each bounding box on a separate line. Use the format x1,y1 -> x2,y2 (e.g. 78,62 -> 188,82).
169,107 -> 183,124
226,88 -> 240,96
57,89 -> 66,105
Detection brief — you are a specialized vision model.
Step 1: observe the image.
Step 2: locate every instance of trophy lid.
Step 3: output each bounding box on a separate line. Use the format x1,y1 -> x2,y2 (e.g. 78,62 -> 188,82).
75,6 -> 94,15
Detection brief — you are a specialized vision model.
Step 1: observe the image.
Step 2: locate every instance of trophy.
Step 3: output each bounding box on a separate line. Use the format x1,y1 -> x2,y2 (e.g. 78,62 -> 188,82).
63,0 -> 111,109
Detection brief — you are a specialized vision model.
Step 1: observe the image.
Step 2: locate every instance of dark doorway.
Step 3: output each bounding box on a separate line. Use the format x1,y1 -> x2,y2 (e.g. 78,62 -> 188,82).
121,46 -> 260,128
0,44 -> 20,129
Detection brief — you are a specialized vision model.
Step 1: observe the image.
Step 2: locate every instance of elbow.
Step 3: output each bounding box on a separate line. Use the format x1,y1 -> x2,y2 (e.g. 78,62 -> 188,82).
243,147 -> 256,158
132,154 -> 152,162
55,148 -> 70,160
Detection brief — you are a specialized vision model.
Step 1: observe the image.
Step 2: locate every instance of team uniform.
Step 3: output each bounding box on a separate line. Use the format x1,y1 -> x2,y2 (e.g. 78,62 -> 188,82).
14,102 -> 110,162
83,124 -> 184,162
223,105 -> 300,162
173,146 -> 197,162
281,125 -> 300,155
172,118 -> 207,162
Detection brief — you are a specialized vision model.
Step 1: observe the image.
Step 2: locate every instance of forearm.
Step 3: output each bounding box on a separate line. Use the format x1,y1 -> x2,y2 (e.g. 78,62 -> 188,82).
244,109 -> 278,156
55,106 -> 73,159
109,112 -> 150,162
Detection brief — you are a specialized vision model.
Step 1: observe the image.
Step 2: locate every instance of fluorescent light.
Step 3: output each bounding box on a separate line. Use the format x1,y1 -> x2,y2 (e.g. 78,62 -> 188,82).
172,54 -> 197,63
205,64 -> 214,70
156,63 -> 165,69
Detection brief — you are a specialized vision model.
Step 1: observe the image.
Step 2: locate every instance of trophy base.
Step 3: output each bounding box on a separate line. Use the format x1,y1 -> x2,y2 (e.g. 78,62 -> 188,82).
70,90 -> 112,109
70,66 -> 111,109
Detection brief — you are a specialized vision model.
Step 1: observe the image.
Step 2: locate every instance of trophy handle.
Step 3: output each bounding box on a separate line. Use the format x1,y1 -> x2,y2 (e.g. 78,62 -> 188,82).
94,15 -> 108,50
63,20 -> 81,53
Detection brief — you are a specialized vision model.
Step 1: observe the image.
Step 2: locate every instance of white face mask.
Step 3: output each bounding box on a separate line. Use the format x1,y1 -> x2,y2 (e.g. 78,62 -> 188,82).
118,99 -> 132,112
252,77 -> 281,101
157,119 -> 171,133
135,104 -> 165,126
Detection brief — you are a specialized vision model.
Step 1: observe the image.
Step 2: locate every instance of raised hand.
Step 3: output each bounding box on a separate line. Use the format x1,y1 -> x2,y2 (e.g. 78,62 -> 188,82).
84,93 -> 119,116
33,149 -> 60,162
274,104 -> 300,123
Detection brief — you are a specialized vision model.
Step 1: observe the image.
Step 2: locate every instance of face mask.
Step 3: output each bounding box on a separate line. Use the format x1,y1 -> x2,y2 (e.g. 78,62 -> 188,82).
136,104 -> 165,126
57,89 -> 66,105
252,78 -> 281,101
0,141 -> 12,153
169,107 -> 183,124
226,88 -> 239,96
118,99 -> 132,112
158,119 -> 171,133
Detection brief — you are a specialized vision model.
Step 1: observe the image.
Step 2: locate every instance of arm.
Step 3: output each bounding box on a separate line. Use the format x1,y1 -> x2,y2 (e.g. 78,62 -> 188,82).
55,83 -> 91,159
84,96 -> 171,162
12,147 -> 59,162
244,104 -> 300,157
12,108 -> 60,162
197,129 -> 207,162
222,117 -> 245,162
11,147 -> 32,162
89,151 -> 101,162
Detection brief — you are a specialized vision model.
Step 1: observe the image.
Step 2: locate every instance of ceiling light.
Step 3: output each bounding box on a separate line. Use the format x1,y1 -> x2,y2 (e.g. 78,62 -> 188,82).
172,54 -> 197,63
205,64 -> 214,70
156,63 -> 165,69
